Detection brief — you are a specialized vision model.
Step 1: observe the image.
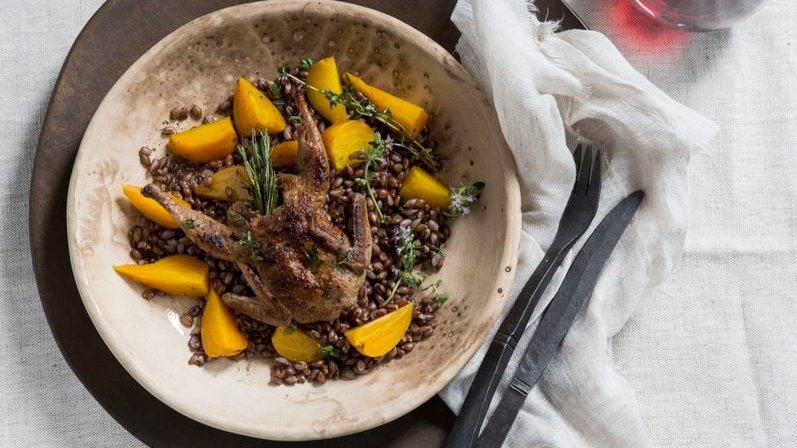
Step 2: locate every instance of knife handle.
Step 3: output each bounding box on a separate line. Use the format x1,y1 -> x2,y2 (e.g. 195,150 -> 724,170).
443,245 -> 570,448
477,190 -> 646,448
443,337 -> 517,448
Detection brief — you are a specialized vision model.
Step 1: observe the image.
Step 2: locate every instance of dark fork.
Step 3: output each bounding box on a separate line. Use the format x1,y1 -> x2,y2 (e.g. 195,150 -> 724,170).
444,145 -> 602,448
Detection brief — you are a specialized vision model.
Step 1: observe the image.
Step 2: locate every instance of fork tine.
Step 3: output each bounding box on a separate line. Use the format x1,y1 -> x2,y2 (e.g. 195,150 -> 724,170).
573,144 -> 591,195
586,148 -> 602,200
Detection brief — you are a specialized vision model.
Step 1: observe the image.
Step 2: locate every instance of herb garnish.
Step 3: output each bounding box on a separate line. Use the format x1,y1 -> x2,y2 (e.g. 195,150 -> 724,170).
182,218 -> 196,229
384,223 -> 450,304
239,230 -> 264,263
421,279 -> 448,304
298,57 -> 314,72
238,131 -> 279,216
353,133 -> 390,223
319,345 -> 340,359
266,82 -> 282,101
337,248 -> 353,266
305,244 -> 321,269
385,222 -> 423,302
278,64 -> 437,171
446,182 -> 485,217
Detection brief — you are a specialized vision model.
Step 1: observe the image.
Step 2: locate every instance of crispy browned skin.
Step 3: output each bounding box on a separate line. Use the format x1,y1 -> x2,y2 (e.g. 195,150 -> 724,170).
245,89 -> 371,322
141,184 -> 243,262
221,262 -> 290,327
142,89 -> 372,324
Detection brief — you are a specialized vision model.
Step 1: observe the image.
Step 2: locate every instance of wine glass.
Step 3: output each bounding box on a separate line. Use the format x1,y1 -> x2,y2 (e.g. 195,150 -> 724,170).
631,0 -> 769,30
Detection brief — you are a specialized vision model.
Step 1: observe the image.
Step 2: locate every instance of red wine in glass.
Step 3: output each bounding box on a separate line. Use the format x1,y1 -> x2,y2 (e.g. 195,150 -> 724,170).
632,0 -> 769,30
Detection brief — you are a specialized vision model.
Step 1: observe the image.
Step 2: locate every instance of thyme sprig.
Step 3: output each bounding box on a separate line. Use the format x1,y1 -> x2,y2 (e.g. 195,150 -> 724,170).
278,67 -> 437,171
266,82 -> 282,101
353,133 -> 389,223
238,131 -> 279,216
320,345 -> 340,359
299,57 -> 314,72
384,223 -> 450,304
386,222 -> 423,302
446,181 -> 485,217
421,279 -> 448,304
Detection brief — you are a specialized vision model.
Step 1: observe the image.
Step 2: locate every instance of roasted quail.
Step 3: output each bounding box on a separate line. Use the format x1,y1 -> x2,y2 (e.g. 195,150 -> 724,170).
143,89 -> 372,325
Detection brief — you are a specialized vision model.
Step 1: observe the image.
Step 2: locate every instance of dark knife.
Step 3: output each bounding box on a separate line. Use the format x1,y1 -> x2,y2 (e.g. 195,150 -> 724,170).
536,0 -> 589,30
476,190 -> 645,448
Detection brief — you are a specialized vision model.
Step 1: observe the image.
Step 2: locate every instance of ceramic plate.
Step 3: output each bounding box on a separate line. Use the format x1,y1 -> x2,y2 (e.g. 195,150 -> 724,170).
67,0 -> 520,440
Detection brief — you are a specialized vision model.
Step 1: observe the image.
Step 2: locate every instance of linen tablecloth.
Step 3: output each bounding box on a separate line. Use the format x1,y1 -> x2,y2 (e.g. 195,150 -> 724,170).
1,0 -> 795,446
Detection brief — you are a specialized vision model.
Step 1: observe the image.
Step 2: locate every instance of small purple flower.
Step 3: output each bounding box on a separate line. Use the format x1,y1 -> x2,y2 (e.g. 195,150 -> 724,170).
395,223 -> 412,240
446,182 -> 484,217
385,135 -> 395,152
392,223 -> 413,256
451,196 -> 463,210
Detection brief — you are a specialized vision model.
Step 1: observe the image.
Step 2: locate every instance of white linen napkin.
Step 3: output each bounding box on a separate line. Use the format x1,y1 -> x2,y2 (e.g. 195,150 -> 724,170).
440,0 -> 719,446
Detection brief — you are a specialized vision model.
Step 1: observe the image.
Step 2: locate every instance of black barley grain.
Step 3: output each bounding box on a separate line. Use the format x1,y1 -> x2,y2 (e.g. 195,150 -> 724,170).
170,105 -> 189,121
189,104 -> 203,120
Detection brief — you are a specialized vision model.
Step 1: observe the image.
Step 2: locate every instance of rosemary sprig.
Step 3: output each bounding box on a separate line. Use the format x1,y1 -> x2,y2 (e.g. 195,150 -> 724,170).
353,133 -> 389,223
238,131 -> 279,216
278,67 -> 437,171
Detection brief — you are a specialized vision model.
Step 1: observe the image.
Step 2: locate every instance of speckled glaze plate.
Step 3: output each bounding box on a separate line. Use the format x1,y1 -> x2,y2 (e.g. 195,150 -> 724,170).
65,0 -> 520,441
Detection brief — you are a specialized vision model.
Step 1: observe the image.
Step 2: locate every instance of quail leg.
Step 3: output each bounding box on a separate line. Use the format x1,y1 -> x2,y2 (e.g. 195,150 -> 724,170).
220,262 -> 291,326
346,193 -> 373,273
141,184 -> 242,262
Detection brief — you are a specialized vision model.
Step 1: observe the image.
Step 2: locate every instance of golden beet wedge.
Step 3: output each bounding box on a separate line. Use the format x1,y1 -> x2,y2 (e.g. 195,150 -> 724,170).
345,73 -> 429,138
113,255 -> 210,297
399,166 -> 451,209
306,56 -> 348,124
271,327 -> 323,362
271,140 -> 299,168
122,184 -> 190,229
167,116 -> 239,163
233,77 -> 286,136
345,303 -> 414,357
193,165 -> 251,202
320,120 -> 374,172
202,290 -> 248,358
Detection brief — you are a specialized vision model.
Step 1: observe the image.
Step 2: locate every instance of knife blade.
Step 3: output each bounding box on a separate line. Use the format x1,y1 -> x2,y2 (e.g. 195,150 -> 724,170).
535,0 -> 589,30
476,190 -> 645,448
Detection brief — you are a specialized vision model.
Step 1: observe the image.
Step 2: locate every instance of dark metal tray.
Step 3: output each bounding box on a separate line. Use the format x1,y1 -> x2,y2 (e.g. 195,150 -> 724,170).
29,0 -> 583,446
